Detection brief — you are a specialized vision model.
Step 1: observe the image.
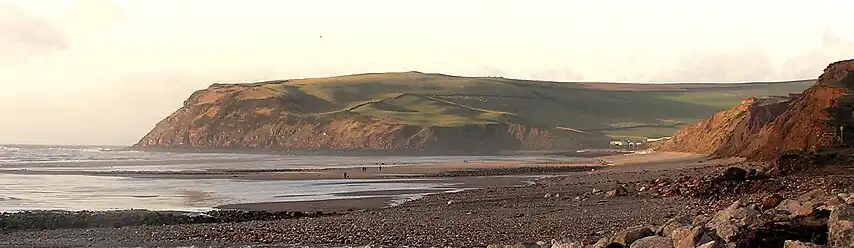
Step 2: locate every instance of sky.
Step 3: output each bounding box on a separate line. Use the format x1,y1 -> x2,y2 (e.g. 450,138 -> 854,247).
1,0 -> 854,145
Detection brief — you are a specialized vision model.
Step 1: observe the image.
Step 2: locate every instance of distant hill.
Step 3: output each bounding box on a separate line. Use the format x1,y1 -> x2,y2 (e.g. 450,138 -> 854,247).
133,72 -> 813,154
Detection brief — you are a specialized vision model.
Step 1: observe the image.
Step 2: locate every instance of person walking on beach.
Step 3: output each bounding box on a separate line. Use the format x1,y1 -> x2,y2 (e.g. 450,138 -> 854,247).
343,172 -> 348,179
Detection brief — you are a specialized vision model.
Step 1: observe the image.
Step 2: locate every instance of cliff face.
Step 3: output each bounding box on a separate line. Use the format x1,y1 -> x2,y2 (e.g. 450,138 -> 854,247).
655,59 -> 854,160
743,60 -> 853,160
133,84 -> 596,154
653,97 -> 790,155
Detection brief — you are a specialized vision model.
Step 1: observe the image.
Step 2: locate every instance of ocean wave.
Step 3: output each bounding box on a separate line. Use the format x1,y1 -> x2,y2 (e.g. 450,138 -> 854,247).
0,146 -> 20,152
47,147 -> 112,153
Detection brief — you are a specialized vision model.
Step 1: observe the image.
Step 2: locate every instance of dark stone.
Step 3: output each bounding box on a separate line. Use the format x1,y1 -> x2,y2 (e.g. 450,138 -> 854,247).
761,194 -> 785,210
604,243 -> 624,248
722,167 -> 747,181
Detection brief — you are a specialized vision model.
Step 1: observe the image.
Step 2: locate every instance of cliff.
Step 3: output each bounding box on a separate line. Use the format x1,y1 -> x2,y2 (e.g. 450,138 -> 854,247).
653,97 -> 790,155
132,83 -> 599,154
743,59 -> 853,160
655,59 -> 854,161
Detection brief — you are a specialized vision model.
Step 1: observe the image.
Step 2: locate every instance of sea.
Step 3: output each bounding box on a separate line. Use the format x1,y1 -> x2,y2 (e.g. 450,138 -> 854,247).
0,145 -> 577,212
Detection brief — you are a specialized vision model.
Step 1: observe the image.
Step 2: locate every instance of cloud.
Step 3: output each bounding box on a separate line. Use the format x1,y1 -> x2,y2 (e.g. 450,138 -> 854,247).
529,69 -> 585,82
655,47 -> 776,82
780,30 -> 854,79
0,3 -> 68,65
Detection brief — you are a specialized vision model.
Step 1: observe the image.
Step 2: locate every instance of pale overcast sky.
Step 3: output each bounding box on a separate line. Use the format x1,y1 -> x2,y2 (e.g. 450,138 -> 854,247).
1,0 -> 853,145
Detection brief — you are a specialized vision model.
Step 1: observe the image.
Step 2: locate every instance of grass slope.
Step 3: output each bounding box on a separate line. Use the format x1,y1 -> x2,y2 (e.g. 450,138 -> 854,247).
245,72 -> 812,139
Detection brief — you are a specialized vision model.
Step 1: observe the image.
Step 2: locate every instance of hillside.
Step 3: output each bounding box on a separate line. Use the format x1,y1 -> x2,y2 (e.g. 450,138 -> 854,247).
655,59 -> 854,161
133,72 -> 812,153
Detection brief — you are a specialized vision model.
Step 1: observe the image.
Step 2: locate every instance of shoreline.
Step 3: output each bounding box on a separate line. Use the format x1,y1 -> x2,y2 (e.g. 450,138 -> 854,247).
122,146 -> 592,157
0,151 -> 743,247
0,152 -> 705,214
0,152 -> 706,215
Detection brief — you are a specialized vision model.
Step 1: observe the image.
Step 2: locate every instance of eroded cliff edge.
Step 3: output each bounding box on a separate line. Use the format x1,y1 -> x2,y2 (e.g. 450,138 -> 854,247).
655,59 -> 854,160
132,83 -> 600,154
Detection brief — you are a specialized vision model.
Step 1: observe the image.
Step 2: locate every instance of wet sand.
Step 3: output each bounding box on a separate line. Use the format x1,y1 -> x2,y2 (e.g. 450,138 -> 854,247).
216,175 -> 541,212
216,197 -> 398,212
0,159 -> 602,180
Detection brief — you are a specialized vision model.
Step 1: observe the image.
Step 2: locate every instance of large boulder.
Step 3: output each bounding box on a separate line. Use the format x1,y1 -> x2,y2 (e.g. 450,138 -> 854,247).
783,240 -> 825,248
671,226 -> 714,248
707,201 -> 762,242
829,204 -> 854,247
660,216 -> 693,237
776,199 -> 818,218
612,226 -> 654,246
551,241 -> 583,248
695,241 -> 719,248
587,238 -> 616,248
721,167 -> 747,181
761,194 -> 784,210
606,185 -> 629,198
629,236 -> 672,248
486,243 -> 539,248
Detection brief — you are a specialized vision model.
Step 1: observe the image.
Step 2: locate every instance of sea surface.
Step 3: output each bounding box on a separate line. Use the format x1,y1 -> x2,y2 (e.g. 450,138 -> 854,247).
0,145 -> 576,212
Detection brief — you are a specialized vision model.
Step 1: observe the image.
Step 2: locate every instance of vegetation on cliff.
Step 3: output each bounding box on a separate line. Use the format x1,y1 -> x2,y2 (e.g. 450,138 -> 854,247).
134,72 -> 812,153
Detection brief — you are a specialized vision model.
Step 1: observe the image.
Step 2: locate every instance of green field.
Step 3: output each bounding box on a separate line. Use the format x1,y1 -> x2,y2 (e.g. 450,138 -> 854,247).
246,72 -> 812,139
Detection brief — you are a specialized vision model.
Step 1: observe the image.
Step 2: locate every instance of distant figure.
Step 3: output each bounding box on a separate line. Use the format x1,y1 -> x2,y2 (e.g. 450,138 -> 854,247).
343,172 -> 348,179
378,166 -> 382,171
361,167 -> 367,172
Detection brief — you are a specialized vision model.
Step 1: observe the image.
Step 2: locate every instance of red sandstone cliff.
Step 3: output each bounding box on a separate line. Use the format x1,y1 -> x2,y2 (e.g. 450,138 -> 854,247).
132,84 -> 599,154
655,59 -> 854,160
654,97 -> 790,155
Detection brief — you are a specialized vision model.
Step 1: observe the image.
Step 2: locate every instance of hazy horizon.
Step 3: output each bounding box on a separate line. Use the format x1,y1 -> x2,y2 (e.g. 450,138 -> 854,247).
2,0 -> 854,145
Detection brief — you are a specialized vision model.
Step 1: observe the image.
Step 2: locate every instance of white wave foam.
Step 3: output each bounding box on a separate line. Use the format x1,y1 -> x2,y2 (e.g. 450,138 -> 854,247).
47,147 -> 111,153
0,146 -> 20,152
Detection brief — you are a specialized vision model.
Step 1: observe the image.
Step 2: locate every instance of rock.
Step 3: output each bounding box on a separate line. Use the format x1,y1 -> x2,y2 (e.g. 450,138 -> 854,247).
711,200 -> 760,223
612,225 -> 654,246
783,240 -> 825,248
671,226 -> 698,248
671,226 -> 713,248
797,189 -> 826,203
603,243 -> 625,248
829,204 -> 854,247
711,221 -> 740,243
763,208 -> 794,222
487,243 -> 539,248
544,193 -> 553,198
551,241 -> 581,248
588,238 -> 611,248
840,193 -> 854,205
823,195 -> 845,210
696,241 -> 718,248
693,214 -> 712,226
628,236 -> 672,248
606,185 -> 629,198
705,201 -> 758,242
660,216 -> 692,237
592,188 -> 602,194
761,194 -> 785,210
776,199 -> 817,218
721,167 -> 747,181
536,241 -> 548,247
